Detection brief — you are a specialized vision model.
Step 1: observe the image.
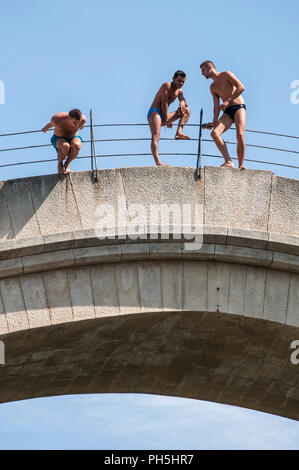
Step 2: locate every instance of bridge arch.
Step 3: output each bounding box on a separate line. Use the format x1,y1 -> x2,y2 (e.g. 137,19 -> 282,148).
0,166 -> 298,420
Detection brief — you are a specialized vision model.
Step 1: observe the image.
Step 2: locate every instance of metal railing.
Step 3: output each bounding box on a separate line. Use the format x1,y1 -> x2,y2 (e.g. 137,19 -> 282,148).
0,108 -> 298,180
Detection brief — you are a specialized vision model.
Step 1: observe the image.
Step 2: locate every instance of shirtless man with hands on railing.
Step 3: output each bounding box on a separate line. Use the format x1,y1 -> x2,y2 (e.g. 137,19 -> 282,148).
147,70 -> 191,166
200,61 -> 246,169
42,109 -> 86,174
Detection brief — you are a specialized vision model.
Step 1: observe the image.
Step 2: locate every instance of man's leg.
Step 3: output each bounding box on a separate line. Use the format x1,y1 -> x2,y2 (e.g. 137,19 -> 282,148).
234,108 -> 246,169
211,114 -> 234,167
63,138 -> 82,174
175,106 -> 191,140
56,139 -> 71,174
164,108 -> 191,140
148,112 -> 166,166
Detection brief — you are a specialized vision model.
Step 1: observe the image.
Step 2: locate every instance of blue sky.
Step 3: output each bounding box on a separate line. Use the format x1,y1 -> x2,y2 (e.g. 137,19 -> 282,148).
0,0 -> 299,450
1,394 -> 299,450
0,0 -> 298,179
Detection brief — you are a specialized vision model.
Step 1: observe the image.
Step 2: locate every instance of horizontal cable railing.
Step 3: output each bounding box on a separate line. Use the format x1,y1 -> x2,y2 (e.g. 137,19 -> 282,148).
0,109 -> 298,178
1,123 -> 299,138
1,139 -> 299,156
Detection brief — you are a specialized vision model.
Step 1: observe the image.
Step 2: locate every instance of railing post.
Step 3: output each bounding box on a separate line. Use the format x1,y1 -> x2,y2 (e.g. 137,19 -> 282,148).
196,108 -> 203,179
89,108 -> 99,181
90,109 -> 94,171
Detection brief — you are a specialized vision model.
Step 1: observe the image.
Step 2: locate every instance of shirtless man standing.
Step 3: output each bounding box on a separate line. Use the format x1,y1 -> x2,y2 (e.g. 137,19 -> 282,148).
200,61 -> 246,169
148,70 -> 191,166
42,109 -> 87,174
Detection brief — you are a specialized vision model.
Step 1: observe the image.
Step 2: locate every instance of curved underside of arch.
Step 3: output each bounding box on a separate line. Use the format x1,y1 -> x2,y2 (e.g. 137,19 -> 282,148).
0,309 -> 298,421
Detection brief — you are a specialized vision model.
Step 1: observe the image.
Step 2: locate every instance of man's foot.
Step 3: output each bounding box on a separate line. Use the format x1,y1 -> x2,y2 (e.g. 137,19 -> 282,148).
175,132 -> 191,140
156,162 -> 170,167
239,166 -> 247,170
63,165 -> 72,174
58,162 -> 64,174
221,161 -> 234,168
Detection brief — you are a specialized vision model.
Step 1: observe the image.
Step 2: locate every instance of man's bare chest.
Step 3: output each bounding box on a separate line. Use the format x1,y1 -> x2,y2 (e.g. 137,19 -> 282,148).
167,90 -> 179,104
211,80 -> 233,97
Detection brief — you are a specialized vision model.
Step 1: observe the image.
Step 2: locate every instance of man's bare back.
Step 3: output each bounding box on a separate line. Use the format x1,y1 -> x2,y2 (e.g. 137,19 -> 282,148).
49,112 -> 86,139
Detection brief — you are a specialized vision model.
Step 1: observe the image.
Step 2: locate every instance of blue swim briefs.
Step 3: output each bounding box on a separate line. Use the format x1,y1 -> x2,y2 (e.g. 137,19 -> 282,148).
147,107 -> 164,123
51,134 -> 83,151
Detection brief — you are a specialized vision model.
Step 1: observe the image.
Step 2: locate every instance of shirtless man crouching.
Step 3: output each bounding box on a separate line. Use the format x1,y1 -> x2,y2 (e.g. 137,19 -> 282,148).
42,109 -> 87,174
147,70 -> 191,166
200,60 -> 246,169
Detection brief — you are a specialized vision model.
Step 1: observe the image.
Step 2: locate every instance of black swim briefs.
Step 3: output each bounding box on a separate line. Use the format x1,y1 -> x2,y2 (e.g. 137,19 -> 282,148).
224,104 -> 246,121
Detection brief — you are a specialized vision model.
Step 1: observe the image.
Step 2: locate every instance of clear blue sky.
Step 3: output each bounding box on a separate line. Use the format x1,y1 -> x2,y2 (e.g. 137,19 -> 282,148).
0,0 -> 298,180
0,0 -> 299,450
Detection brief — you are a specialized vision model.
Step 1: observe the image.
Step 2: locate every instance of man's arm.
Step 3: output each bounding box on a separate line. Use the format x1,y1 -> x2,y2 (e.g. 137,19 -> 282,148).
79,114 -> 87,130
212,91 -> 221,124
222,71 -> 245,108
203,89 -> 220,129
42,113 -> 65,133
161,83 -> 170,123
178,89 -> 188,115
42,116 -> 55,133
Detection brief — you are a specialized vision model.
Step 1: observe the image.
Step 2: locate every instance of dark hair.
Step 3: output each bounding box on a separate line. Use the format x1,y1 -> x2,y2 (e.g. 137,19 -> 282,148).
200,60 -> 215,69
69,109 -> 82,120
173,70 -> 186,79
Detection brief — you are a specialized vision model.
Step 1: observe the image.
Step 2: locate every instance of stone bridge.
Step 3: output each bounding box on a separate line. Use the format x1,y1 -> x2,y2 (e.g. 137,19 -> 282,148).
0,166 -> 298,420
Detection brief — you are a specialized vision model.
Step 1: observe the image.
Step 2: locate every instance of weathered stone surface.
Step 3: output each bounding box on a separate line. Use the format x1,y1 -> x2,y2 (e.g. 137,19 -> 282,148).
203,225 -> 227,244
215,244 -> 273,267
0,181 -> 14,242
271,252 -> 299,273
43,269 -> 73,325
67,266 -> 95,321
0,258 -> 23,279
286,274 -> 299,327
43,232 -> 74,252
121,167 -> 204,226
204,166 -> 273,230
160,261 -> 183,311
268,175 -> 299,237
121,243 -> 150,261
227,228 -> 269,249
149,243 -> 181,259
90,264 -> 120,317
0,236 -> 45,260
115,262 -> 140,314
138,261 -> 162,313
20,273 -> 51,328
183,261 -> 208,311
22,249 -> 75,274
73,245 -> 121,265
268,232 -> 299,255
3,178 -> 40,240
70,170 -> 125,230
263,270 -> 290,323
0,290 -> 8,334
29,174 -> 82,235
0,277 -> 29,332
244,266 -> 266,319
